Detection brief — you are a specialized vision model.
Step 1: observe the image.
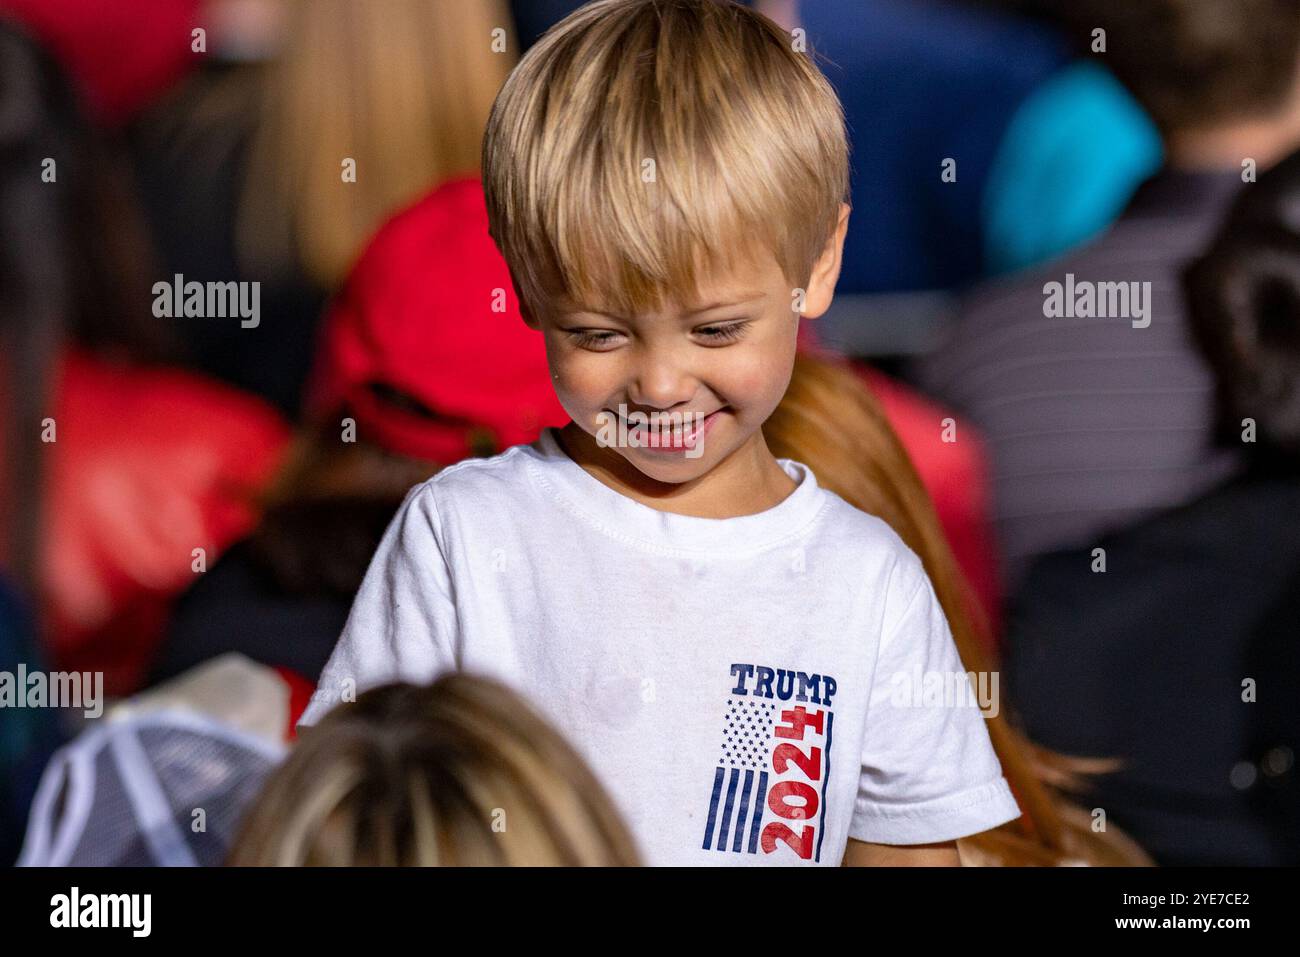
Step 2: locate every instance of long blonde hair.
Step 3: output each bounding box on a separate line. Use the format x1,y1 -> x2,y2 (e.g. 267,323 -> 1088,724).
764,353 -> 1152,866
229,675 -> 641,866
239,0 -> 515,288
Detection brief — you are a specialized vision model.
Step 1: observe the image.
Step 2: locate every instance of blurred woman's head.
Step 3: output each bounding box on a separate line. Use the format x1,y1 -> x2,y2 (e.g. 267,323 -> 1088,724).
1031,0 -> 1300,142
1186,149 -> 1300,466
238,0 -> 517,288
229,675 -> 641,866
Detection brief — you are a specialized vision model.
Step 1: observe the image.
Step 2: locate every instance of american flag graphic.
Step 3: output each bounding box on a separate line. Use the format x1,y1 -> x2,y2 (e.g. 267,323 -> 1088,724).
701,699 -> 776,855
701,674 -> 837,862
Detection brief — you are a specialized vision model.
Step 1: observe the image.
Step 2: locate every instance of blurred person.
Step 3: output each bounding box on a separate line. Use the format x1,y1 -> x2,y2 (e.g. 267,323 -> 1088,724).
0,0 -> 202,128
17,653 -> 323,868
1001,148 -> 1300,865
229,675 -> 641,866
147,177 -> 568,687
765,353 -> 1151,866
0,577 -> 64,865
236,0 -> 515,290
128,0 -> 517,416
0,21 -> 290,694
964,0 -> 1164,274
917,0 -> 1300,590
19,700 -> 287,867
791,0 -> 1159,292
299,0 -> 1028,867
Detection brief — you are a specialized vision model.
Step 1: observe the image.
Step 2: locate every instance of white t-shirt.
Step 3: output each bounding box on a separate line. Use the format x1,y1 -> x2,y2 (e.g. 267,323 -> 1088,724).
298,428 -> 1021,865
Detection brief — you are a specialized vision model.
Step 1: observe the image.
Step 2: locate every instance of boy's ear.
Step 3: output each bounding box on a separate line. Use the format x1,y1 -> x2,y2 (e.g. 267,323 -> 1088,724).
800,202 -> 851,320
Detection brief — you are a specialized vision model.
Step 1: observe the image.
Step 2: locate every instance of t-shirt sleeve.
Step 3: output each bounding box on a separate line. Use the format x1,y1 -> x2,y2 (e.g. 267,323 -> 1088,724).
295,481 -> 458,728
849,552 -> 1022,845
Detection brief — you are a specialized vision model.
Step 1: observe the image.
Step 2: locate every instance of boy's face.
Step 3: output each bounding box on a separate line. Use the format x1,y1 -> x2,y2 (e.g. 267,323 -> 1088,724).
530,204 -> 849,488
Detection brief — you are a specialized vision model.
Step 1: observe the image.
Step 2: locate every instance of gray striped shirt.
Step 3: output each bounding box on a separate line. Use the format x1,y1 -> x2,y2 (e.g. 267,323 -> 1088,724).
917,170 -> 1245,588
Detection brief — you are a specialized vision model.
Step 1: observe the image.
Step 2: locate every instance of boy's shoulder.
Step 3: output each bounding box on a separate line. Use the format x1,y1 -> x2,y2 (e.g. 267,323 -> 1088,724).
810,481 -> 911,548
411,439 -> 543,507
802,480 -> 930,587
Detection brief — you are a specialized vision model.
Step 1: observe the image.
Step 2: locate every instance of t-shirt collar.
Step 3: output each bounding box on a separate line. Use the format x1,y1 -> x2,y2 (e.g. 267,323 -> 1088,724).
526,427 -> 828,556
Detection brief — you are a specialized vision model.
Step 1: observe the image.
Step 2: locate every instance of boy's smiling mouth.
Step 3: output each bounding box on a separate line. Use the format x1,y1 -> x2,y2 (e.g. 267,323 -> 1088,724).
602,406 -> 728,453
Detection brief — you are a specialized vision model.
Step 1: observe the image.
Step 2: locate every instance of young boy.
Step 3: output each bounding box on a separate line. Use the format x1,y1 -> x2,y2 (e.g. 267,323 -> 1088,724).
298,0 -> 1021,866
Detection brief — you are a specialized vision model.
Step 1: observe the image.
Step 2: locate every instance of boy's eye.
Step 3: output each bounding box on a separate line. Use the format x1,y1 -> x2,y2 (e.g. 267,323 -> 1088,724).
567,329 -> 625,351
693,319 -> 751,344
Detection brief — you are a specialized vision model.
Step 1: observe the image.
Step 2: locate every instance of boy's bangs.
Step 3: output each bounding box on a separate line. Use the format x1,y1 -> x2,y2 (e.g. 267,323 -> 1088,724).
483,0 -> 849,322
543,176 -> 781,319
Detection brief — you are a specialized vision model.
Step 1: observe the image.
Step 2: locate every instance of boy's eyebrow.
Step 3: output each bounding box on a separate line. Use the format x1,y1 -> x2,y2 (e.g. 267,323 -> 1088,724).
562,306 -> 630,321
559,292 -> 766,320
552,296 -> 626,320
682,293 -> 765,317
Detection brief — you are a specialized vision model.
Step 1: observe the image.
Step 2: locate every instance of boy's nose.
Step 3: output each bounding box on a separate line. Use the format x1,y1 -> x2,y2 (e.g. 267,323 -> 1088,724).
628,356 -> 697,410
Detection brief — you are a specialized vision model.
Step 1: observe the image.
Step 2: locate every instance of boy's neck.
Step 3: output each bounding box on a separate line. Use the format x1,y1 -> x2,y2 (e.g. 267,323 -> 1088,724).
555,421 -> 797,519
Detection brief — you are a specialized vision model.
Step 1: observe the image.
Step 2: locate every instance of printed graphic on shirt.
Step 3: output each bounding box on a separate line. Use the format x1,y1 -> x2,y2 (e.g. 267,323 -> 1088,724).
701,662 -> 837,862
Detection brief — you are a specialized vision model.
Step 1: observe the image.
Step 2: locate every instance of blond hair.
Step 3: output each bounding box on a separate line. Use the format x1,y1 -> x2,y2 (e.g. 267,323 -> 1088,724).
482,0 -> 849,322
239,0 -> 515,288
765,353 -> 1153,866
229,675 -> 641,866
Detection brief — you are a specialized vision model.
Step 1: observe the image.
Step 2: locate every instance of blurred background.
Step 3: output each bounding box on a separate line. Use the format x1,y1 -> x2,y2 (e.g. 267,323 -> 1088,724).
1,0 -> 1297,867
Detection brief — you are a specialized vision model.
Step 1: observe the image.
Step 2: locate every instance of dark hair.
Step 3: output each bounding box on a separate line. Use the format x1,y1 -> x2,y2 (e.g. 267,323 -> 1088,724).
1185,148 -> 1300,463
0,21 -> 171,358
246,421 -> 434,598
0,21 -> 171,591
247,382 -> 508,598
1041,0 -> 1300,133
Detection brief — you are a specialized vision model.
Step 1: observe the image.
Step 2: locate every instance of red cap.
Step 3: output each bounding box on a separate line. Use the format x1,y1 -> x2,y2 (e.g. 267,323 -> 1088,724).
306,177 -> 569,463
0,0 -> 201,127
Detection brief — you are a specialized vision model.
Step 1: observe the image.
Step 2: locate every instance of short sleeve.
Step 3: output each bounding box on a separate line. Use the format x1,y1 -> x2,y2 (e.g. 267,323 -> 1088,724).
849,554 -> 1022,844
296,482 -> 459,728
